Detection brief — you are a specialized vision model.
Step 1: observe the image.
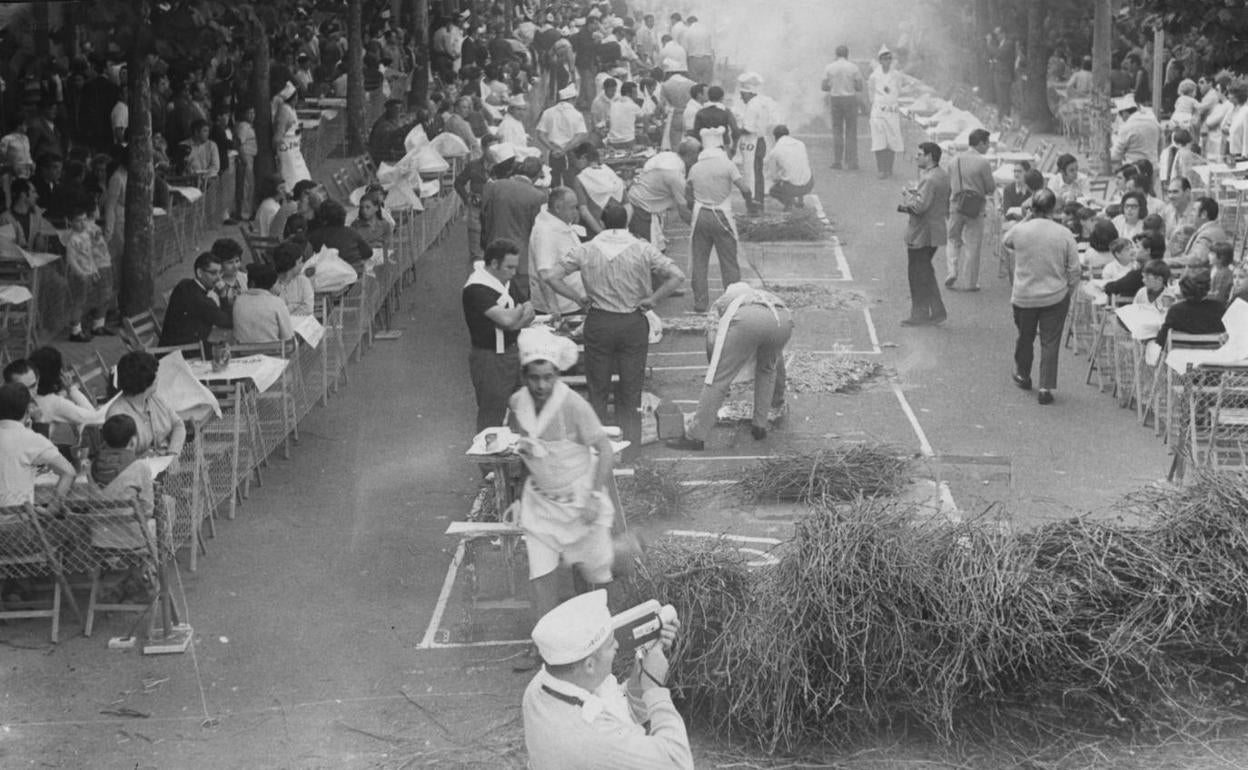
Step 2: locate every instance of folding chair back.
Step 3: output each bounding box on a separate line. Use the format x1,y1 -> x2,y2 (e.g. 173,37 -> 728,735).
71,358 -> 112,406
0,502 -> 82,641
122,310 -> 163,350
0,259 -> 40,355
241,227 -> 281,267
145,342 -> 206,360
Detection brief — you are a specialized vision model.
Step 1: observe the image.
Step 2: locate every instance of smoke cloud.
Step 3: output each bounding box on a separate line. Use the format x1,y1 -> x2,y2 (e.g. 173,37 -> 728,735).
633,0 -> 935,128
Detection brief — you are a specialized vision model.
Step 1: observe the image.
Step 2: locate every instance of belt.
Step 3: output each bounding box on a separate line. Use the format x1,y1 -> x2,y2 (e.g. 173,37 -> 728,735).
587,307 -> 642,316
472,345 -> 517,353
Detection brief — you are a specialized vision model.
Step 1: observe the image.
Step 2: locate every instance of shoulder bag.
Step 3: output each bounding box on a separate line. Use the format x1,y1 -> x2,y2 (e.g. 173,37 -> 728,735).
952,156 -> 987,218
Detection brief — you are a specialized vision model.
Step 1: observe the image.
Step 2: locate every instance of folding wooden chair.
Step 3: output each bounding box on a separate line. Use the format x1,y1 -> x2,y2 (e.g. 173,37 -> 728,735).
1145,332 -> 1225,442
144,342 -> 206,360
1084,294 -> 1130,393
230,340 -> 300,458
0,259 -> 41,355
241,227 -> 281,267
122,310 -> 163,351
0,503 -> 83,642
198,381 -> 262,521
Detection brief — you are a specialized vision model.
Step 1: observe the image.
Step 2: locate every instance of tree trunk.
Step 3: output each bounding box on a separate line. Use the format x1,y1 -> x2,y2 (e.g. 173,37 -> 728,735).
120,0 -> 154,316
1020,0 -> 1055,131
347,0 -> 367,155
974,0 -> 993,101
407,0 -> 430,109
1090,0 -> 1114,174
252,23 -> 275,190
32,1 -> 50,59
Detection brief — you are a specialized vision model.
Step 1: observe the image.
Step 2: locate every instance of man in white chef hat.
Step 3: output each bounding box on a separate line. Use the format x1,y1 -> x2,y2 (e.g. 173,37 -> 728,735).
733,71 -> 779,210
521,589 -> 693,769
508,327 -> 640,669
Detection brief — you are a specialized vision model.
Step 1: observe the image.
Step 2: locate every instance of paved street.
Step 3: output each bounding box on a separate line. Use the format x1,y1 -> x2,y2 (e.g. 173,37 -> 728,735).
2,123 -> 1171,768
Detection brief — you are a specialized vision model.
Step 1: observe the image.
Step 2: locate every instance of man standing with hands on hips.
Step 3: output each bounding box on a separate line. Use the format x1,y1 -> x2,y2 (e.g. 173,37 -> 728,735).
900,142 -> 950,326
544,203 -> 686,458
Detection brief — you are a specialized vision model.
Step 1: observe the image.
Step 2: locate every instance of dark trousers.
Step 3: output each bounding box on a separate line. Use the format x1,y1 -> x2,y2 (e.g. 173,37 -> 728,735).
752,136 -> 767,204
995,78 -> 1013,116
691,208 -> 741,311
829,96 -> 859,168
906,246 -> 947,321
1013,294 -> 1070,390
469,347 -> 520,433
548,153 -> 573,189
583,309 -> 648,453
770,179 -> 814,209
627,206 -> 653,243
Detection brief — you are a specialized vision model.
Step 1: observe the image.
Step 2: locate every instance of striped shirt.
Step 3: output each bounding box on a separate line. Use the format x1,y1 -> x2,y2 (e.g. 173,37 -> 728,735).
554,231 -> 684,313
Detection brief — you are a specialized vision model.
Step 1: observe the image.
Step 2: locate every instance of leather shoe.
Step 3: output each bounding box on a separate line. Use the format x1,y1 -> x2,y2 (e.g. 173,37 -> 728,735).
900,317 -> 931,326
68,331 -> 92,343
944,276 -> 956,288
750,425 -> 767,441
1012,373 -> 1032,391
665,437 -> 705,451
1037,389 -> 1055,405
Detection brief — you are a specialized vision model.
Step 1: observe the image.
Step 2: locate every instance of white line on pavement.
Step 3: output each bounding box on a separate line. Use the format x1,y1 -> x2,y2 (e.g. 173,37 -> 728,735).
832,236 -> 854,282
890,382 -> 934,458
417,540 -> 465,649
863,307 -> 882,353
651,454 -> 778,462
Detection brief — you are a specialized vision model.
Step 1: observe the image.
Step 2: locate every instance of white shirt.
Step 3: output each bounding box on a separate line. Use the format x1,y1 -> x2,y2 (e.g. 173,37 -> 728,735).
0,419 -> 59,505
738,94 -> 780,137
682,22 -> 712,57
1229,104 -> 1248,157
658,40 -> 687,72
763,135 -> 812,187
110,101 -> 129,132
607,98 -> 643,144
669,21 -> 687,47
528,208 -> 586,315
498,113 -> 529,148
537,103 -> 588,151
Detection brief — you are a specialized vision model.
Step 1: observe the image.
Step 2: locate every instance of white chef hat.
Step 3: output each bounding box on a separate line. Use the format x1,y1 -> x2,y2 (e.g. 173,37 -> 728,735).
518,326 -> 580,372
699,125 -> 725,149
558,83 -> 579,101
737,72 -> 763,93
532,589 -> 613,665
877,45 -> 892,59
508,94 -> 528,109
278,81 -> 296,100
490,142 -> 517,164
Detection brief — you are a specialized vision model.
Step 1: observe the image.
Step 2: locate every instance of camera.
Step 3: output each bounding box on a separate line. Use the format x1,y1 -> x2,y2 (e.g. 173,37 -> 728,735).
612,601 -> 678,659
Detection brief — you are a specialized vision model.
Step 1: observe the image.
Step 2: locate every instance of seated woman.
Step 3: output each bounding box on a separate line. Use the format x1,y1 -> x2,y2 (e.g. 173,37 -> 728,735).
1209,242 -> 1235,305
272,240 -> 315,316
232,263 -> 294,344
1111,191 -> 1146,239
1133,259 -> 1178,312
27,346 -> 99,451
1156,271 -> 1226,347
1081,219 -> 1119,273
350,191 -> 392,251
1001,161 -> 1032,220
308,199 -> 373,270
105,351 -> 187,458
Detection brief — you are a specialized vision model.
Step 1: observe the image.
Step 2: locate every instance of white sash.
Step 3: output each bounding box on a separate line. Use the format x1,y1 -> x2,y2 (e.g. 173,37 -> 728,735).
705,293 -> 749,386
464,267 -> 514,354
513,380 -> 571,451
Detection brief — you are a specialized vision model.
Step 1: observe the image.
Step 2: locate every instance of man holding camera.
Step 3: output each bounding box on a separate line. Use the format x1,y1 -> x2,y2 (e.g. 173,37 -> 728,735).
900,142 -> 950,326
522,589 -> 694,769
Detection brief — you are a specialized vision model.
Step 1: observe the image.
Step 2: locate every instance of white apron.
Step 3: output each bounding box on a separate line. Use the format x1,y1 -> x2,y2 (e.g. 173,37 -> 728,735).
275,104 -> 311,186
706,293 -> 753,386
691,196 -> 739,249
512,382 -> 613,552
463,267 -> 514,353
869,70 -> 904,152
737,132 -> 761,195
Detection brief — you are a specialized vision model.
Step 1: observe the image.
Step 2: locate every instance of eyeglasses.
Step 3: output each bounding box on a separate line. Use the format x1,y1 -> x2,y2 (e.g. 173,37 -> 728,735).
1123,203 -> 1140,209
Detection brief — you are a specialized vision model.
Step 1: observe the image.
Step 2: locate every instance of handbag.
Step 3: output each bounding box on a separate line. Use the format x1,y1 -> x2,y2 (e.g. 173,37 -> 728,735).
952,156 -> 987,217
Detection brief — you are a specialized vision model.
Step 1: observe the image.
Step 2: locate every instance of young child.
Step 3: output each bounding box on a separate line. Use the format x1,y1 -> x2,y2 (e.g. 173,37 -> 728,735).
1100,237 -> 1136,283
90,414 -> 158,602
1209,241 -> 1235,305
1134,259 -> 1177,312
63,206 -> 115,341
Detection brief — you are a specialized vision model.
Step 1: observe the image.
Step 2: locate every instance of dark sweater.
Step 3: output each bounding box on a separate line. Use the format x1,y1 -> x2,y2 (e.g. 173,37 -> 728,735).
1156,298 -> 1226,346
1104,268 -> 1144,300
160,278 -> 232,346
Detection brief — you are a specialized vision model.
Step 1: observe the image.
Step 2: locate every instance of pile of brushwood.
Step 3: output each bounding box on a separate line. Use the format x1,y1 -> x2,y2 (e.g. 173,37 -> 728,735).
735,446 -> 911,502
622,470 -> 1248,754
736,208 -> 828,241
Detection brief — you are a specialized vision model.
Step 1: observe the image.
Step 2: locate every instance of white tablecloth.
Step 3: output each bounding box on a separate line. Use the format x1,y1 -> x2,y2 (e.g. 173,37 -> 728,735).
1116,304 -> 1163,341
293,315 -> 325,347
189,355 -> 288,392
0,284 -> 32,305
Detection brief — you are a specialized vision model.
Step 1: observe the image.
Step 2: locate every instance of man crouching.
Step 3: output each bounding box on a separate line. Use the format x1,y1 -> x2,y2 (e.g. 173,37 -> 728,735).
522,589 -> 694,769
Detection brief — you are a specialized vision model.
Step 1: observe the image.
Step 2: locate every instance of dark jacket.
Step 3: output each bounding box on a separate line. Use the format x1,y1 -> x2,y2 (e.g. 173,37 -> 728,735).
1156,298 -> 1226,346
1103,268 -> 1144,301
160,278 -> 233,346
308,225 -> 373,267
904,166 -> 951,249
